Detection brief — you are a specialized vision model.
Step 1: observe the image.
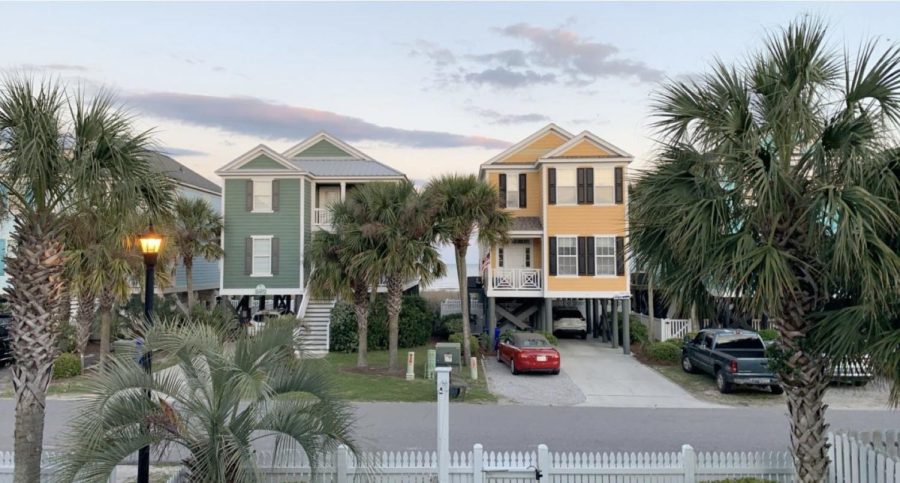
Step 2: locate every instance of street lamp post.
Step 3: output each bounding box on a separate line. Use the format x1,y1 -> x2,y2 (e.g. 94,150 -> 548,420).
137,225 -> 162,483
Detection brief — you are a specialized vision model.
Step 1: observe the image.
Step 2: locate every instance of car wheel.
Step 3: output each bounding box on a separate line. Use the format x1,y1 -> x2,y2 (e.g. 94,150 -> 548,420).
580,331 -> 588,340
716,370 -> 733,394
770,384 -> 784,395
497,351 -> 503,363
510,360 -> 519,375
681,356 -> 696,374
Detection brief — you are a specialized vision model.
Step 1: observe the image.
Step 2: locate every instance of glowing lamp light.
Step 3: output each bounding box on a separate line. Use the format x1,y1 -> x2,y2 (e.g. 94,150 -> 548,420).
139,225 -> 163,254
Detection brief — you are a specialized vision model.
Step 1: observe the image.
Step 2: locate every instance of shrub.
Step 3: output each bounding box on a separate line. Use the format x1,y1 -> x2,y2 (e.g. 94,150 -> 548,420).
758,328 -> 778,341
664,337 -> 684,349
448,333 -> 479,357
56,322 -> 77,354
644,341 -> 681,364
329,302 -> 359,353
329,295 -> 437,353
538,331 -> 559,346
52,353 -> 82,379
435,314 -> 463,338
398,295 -> 434,348
630,320 -> 649,345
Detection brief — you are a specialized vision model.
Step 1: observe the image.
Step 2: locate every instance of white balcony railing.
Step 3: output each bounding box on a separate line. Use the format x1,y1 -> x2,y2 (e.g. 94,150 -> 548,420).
313,208 -> 333,228
492,268 -> 542,290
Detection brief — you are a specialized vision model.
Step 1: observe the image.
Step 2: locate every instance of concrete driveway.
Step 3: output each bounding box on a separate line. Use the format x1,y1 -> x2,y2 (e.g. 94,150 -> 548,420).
556,339 -> 720,408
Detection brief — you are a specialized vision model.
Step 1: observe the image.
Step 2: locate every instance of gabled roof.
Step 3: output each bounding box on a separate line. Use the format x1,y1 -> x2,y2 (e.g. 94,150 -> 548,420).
215,145 -> 304,175
542,131 -> 633,160
282,132 -> 373,160
482,123 -> 575,166
148,152 -> 222,195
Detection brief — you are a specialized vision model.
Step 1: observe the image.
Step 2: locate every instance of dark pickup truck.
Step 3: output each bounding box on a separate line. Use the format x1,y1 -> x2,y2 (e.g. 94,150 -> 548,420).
681,329 -> 781,394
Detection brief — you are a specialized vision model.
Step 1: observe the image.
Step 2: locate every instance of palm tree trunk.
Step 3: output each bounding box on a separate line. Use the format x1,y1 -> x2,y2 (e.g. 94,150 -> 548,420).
353,282 -> 370,368
776,310 -> 830,482
185,259 -> 194,310
98,293 -> 114,366
386,275 -> 403,371
454,245 -> 472,363
74,292 -> 94,369
6,214 -> 66,482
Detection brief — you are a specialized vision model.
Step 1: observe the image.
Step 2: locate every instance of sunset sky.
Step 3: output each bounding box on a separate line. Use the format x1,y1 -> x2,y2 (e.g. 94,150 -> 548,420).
2,2 -> 898,186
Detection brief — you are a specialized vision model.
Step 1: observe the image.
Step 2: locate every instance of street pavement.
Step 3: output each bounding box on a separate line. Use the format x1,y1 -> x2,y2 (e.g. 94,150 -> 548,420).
1,399 -> 896,455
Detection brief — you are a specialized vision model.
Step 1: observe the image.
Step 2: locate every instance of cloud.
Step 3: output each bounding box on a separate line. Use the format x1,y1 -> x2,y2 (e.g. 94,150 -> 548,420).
468,107 -> 550,125
413,22 -> 663,89
125,92 -> 511,149
161,147 -> 208,157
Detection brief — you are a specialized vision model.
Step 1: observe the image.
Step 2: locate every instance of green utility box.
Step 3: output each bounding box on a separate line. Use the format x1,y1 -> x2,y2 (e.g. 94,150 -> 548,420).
435,342 -> 461,370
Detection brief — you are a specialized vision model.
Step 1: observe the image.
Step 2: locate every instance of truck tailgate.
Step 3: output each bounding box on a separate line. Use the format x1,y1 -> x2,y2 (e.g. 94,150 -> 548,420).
736,357 -> 771,374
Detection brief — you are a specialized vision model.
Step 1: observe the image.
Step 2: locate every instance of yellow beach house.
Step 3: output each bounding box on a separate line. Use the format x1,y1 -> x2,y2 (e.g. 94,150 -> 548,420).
478,124 -> 634,349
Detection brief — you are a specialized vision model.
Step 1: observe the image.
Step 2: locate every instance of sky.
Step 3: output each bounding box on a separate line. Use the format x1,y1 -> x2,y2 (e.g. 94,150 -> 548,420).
2,2 -> 899,188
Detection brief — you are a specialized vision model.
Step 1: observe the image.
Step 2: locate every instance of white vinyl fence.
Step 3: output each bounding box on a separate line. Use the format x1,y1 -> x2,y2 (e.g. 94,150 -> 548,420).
654,318 -> 691,342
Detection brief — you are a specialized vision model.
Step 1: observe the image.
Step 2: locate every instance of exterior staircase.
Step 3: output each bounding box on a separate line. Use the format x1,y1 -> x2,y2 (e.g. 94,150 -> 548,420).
298,299 -> 335,357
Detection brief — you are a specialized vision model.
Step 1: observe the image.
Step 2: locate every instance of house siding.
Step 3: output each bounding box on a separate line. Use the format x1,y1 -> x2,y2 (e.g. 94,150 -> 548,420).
294,140 -> 351,157
223,178 -> 301,290
303,179 -> 312,287
546,205 -> 627,235
239,155 -> 288,170
555,139 -> 611,157
497,131 -> 568,164
488,170 -> 542,217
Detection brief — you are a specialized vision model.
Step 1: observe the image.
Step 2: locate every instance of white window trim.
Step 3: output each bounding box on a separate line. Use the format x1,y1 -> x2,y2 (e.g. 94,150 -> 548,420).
503,172 -> 522,210
555,235 -> 578,277
555,167 -> 578,206
594,235 -> 618,277
252,178 -> 274,214
250,235 -> 274,277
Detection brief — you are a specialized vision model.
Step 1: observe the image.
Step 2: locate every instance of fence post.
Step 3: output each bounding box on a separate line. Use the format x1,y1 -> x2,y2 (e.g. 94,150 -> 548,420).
537,444 -> 551,480
472,444 -> 484,483
682,444 -> 696,482
336,444 -> 349,483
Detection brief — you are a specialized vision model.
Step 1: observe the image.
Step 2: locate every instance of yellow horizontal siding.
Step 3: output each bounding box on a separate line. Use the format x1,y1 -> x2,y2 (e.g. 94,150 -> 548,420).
548,276 -> 627,292
546,205 -> 626,235
498,132 -> 569,164
555,139 -> 610,157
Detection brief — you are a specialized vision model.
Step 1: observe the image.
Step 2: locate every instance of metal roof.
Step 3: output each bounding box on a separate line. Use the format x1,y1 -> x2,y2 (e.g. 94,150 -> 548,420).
510,217 -> 543,232
289,157 -> 404,178
149,152 -> 222,194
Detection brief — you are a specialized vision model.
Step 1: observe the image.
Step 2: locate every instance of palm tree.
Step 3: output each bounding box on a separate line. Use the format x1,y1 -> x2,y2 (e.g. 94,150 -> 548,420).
166,196 -> 224,309
629,19 -> 900,482
424,175 -> 510,363
52,316 -> 356,482
306,214 -> 376,369
0,78 -> 174,480
344,182 -> 445,371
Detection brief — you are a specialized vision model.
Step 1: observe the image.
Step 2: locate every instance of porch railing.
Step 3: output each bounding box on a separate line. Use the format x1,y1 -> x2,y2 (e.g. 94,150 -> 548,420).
492,268 -> 542,290
313,208 -> 332,228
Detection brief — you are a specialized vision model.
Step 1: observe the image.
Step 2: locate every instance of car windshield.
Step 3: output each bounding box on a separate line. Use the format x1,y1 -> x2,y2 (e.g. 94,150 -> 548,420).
715,334 -> 765,350
519,337 -> 551,347
554,309 -> 581,318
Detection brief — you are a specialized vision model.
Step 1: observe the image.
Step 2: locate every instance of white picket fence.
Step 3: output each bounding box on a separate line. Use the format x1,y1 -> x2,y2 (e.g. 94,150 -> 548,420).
656,318 -> 691,342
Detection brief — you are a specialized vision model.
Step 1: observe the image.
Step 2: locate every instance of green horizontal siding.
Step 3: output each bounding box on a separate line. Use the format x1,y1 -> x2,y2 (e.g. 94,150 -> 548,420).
294,139 -> 350,157
303,179 -> 312,287
239,154 -> 288,170
223,178 -> 300,289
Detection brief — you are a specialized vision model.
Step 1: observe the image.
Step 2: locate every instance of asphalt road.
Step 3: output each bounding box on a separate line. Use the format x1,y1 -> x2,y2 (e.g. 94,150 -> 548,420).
2,399 -> 897,455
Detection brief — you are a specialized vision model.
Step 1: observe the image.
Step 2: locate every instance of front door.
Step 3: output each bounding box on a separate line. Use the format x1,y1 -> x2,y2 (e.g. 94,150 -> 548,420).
318,187 -> 341,209
500,240 -> 532,269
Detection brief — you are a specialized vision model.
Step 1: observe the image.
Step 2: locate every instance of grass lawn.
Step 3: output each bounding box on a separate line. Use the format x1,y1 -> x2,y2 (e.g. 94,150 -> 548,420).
650,364 -> 784,407
317,345 -> 496,403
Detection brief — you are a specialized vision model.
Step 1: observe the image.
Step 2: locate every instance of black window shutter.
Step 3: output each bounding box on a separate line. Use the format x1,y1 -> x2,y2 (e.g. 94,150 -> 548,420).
548,168 -> 556,205
615,167 -> 624,204
616,236 -> 625,276
244,237 -> 252,275
586,168 -> 595,204
586,236 -> 596,276
272,180 -> 280,212
271,237 -> 280,275
245,180 -> 253,211
576,168 -> 586,204
498,174 -> 507,208
577,236 -> 587,275
518,173 -> 527,208
548,237 -> 557,275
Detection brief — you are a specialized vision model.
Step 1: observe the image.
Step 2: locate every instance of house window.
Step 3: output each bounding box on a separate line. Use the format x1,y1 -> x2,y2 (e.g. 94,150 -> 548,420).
505,173 -> 519,208
556,168 -> 577,204
524,247 -> 531,268
595,236 -> 616,275
557,237 -> 577,275
252,237 -> 272,276
594,168 -> 615,204
498,248 -> 504,268
253,180 -> 273,212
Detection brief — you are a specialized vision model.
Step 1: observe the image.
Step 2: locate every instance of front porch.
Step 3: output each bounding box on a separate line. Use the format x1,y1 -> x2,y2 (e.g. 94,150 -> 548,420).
484,235 -> 543,295
312,182 -> 361,230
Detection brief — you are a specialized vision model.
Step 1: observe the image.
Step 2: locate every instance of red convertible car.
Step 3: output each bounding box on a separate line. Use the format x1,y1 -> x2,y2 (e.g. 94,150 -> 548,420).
497,332 -> 560,375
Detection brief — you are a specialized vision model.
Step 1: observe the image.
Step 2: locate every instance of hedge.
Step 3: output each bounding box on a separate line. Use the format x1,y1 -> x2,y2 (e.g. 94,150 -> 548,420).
448,333 -> 479,357
329,294 -> 435,353
644,341 -> 681,364
52,353 -> 81,379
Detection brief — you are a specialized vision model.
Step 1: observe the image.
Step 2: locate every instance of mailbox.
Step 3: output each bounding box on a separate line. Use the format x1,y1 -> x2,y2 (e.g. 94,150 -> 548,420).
434,342 -> 461,369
